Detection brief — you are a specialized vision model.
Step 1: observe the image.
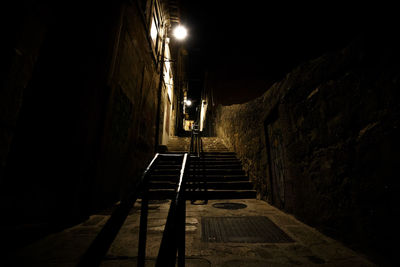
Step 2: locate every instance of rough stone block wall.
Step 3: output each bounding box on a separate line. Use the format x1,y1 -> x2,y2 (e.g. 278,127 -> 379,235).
215,34 -> 400,261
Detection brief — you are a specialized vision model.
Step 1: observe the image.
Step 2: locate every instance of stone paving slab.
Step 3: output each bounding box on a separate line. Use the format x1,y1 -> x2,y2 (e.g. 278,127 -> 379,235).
3,199 -> 376,266
3,215 -> 109,267
105,199 -> 375,266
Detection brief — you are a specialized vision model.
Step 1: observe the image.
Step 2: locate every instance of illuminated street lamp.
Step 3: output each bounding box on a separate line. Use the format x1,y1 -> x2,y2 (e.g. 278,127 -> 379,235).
185,99 -> 192,106
173,25 -> 188,40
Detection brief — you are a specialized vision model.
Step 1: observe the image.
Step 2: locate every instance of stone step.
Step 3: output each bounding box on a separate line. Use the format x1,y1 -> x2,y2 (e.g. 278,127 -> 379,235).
144,189 -> 256,200
191,158 -> 240,162
152,168 -> 245,175
187,181 -> 253,190
153,164 -> 184,168
149,174 -> 249,182
200,153 -> 236,156
189,164 -> 242,169
153,164 -> 243,171
156,161 -> 241,166
144,138 -> 255,201
193,162 -> 238,167
157,155 -> 238,161
157,152 -> 236,156
151,169 -> 180,175
198,157 -> 238,161
156,160 -> 242,165
148,181 -> 177,189
149,181 -> 253,190
187,189 -> 257,200
201,152 -> 236,155
190,168 -> 245,175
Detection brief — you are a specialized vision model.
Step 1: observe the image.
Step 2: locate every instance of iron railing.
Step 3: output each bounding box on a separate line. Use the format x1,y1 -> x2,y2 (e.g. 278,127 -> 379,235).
137,153 -> 161,266
79,152 -> 190,267
138,153 -> 189,267
188,122 -> 207,204
78,153 -> 161,267
189,122 -> 203,157
155,153 -> 188,266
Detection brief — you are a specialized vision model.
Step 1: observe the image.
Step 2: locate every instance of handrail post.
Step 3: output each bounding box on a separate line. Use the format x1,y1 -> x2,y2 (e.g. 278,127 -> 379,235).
188,123 -> 207,204
137,153 -> 159,267
190,121 -> 195,155
200,138 -> 207,204
177,181 -> 186,266
155,153 -> 188,267
137,183 -> 149,267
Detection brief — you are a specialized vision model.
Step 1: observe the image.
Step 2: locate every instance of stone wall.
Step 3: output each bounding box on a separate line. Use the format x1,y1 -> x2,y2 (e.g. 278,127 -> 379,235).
95,2 -> 160,209
0,0 -> 163,241
215,33 -> 400,262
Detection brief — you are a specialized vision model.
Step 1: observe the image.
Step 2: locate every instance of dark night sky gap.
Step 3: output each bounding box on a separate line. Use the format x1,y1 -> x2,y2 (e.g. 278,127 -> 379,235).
180,1 -> 390,105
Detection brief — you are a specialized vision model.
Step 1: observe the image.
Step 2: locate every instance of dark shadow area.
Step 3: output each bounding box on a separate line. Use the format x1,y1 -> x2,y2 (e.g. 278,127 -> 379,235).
77,197 -> 138,267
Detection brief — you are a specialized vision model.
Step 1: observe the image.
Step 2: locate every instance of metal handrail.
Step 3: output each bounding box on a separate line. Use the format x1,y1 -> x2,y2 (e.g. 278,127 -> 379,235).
137,153 -> 162,266
79,153 -> 161,267
189,123 -> 203,157
188,121 -> 207,204
137,153 -> 189,267
142,153 -> 160,178
155,153 -> 188,266
80,152 -> 189,267
190,104 -> 203,157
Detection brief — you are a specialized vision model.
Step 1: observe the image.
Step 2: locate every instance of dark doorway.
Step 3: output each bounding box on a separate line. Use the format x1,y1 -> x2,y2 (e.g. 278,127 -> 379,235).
264,107 -> 286,209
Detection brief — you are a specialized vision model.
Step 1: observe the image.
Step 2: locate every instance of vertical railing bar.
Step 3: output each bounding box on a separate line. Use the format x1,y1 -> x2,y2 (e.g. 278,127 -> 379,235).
201,138 -> 207,204
177,153 -> 188,267
137,153 -> 160,267
155,153 -> 188,267
188,121 -> 207,204
177,191 -> 186,267
137,192 -> 148,267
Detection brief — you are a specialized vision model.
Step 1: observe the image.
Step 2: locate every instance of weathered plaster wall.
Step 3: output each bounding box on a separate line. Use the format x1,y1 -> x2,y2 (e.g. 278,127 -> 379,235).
215,34 -> 400,261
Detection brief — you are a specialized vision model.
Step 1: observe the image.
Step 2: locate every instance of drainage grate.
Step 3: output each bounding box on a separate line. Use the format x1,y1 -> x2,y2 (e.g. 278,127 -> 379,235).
212,203 -> 247,210
202,216 -> 294,243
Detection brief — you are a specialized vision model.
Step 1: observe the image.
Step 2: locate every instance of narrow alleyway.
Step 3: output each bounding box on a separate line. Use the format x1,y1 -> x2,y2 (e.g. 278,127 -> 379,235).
3,137 -> 375,267
1,1 -> 398,266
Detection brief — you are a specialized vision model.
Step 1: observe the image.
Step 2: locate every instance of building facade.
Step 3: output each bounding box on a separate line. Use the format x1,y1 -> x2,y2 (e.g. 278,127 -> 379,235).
0,0 -> 184,230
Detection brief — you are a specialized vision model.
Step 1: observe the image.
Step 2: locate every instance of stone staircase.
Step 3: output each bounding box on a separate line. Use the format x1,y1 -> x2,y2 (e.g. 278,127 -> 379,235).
166,136 -> 230,152
146,137 -> 256,200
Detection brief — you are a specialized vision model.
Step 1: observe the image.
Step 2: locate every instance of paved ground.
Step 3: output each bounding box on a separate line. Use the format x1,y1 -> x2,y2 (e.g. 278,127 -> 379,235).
4,198 -> 375,266
3,137 -> 376,266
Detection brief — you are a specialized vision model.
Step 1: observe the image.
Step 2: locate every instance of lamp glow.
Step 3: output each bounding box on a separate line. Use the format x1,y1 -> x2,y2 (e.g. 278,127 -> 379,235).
173,25 -> 187,40
185,99 -> 192,106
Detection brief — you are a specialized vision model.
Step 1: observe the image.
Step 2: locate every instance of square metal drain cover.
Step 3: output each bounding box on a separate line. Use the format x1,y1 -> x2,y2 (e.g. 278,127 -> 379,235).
202,216 -> 294,243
